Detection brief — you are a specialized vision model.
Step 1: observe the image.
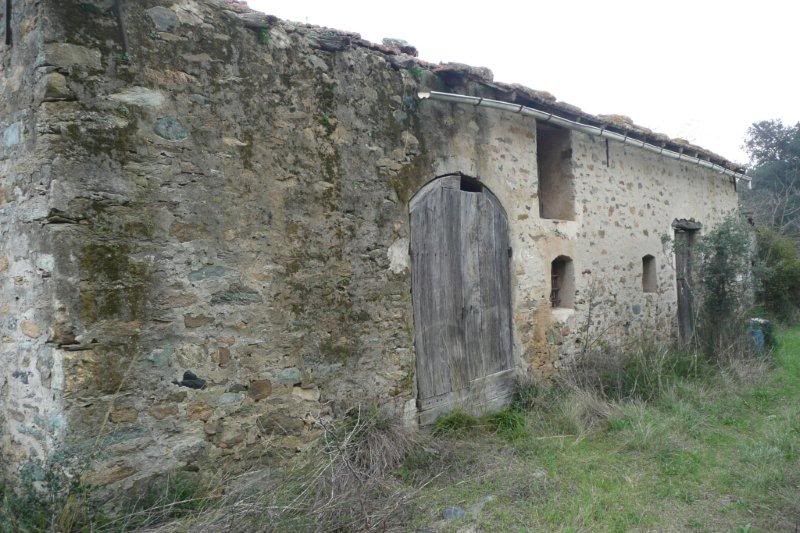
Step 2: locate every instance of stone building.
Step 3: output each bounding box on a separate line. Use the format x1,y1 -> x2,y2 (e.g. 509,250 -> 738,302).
0,1 -> 746,493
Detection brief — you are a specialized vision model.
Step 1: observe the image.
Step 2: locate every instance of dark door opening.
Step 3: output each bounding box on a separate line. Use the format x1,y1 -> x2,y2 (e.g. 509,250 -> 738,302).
5,0 -> 12,46
673,220 -> 701,341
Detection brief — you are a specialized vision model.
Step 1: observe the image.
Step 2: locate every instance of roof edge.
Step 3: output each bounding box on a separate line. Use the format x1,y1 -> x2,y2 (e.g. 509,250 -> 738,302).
218,0 -> 746,173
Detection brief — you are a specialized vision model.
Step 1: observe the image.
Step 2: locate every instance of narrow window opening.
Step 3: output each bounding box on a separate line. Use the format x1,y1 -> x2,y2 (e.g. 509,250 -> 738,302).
4,0 -> 11,46
459,175 -> 483,193
550,255 -> 574,309
642,254 -> 657,293
537,123 -> 575,221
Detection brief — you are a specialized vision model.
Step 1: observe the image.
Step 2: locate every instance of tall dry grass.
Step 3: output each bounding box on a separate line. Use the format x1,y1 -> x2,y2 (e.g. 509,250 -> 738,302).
140,406 -> 429,533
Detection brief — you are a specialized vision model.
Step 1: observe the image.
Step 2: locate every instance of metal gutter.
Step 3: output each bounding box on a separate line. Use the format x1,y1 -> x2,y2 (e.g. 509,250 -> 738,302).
418,91 -> 752,186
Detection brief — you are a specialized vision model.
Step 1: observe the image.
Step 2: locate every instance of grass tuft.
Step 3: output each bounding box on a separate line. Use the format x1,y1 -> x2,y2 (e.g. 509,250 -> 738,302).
433,409 -> 478,436
484,408 -> 527,441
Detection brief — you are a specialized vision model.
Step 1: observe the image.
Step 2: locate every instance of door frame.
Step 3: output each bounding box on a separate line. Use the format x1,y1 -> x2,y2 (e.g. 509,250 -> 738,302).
672,218 -> 702,342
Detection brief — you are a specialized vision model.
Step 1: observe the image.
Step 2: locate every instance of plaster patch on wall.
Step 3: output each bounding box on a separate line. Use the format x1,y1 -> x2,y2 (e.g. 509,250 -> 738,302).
388,238 -> 409,274
35,254 -> 54,272
109,87 -> 166,108
3,122 -> 22,147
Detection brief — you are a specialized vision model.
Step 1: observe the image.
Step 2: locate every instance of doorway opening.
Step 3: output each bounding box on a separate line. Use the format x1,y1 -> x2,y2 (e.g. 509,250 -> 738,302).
409,173 -> 514,425
673,219 -> 701,341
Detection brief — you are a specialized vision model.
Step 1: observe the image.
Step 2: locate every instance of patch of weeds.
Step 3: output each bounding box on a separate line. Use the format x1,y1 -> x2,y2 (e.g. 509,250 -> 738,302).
132,471 -> 207,512
512,376 -> 556,410
616,407 -> 669,453
433,409 -> 478,436
258,27 -> 270,45
559,388 -> 620,435
396,447 -> 440,484
484,408 -> 527,441
657,448 -> 701,477
79,3 -> 103,15
408,66 -> 424,81
318,113 -> 336,135
608,412 -> 634,432
0,482 -> 52,532
91,472 -> 213,531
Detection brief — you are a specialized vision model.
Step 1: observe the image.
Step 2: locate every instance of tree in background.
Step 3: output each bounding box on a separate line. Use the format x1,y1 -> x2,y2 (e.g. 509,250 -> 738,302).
755,227 -> 800,321
743,120 -> 800,238
742,120 -> 800,321
694,216 -> 755,356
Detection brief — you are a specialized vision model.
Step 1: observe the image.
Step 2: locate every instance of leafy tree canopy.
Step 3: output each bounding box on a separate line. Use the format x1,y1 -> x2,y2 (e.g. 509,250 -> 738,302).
744,120 -> 800,236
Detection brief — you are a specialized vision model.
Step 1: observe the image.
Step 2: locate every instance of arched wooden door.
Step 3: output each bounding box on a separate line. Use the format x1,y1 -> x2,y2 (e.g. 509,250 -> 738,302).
410,174 -> 514,425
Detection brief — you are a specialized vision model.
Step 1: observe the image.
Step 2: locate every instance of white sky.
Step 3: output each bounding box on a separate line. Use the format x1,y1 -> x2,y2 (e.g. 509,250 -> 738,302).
247,0 -> 800,164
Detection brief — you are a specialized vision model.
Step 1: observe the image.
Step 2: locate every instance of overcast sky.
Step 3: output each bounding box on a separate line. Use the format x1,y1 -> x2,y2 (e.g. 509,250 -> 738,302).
247,0 -> 799,165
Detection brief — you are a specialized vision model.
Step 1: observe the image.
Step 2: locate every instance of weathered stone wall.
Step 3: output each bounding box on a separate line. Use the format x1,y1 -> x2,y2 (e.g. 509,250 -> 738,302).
0,0 -> 738,496
415,106 -> 738,375
0,0 -> 72,488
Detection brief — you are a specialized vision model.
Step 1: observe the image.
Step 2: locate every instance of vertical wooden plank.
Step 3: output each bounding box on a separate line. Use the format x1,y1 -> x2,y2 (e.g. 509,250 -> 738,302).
460,190 -> 485,385
496,208 -> 514,370
473,192 -> 496,377
411,200 -> 433,398
411,180 -> 464,401
438,185 -> 465,394
478,192 -> 513,374
488,194 -> 513,373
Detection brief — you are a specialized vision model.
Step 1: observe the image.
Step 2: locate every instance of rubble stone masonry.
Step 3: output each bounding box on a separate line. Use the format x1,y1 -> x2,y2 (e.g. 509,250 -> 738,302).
0,0 -> 738,496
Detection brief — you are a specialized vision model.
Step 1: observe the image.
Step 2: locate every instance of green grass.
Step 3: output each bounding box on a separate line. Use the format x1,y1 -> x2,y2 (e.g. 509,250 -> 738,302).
433,409 -> 479,436
407,327 -> 800,531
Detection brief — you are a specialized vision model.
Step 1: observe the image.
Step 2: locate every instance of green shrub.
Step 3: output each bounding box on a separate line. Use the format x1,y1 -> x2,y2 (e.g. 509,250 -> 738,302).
562,339 -> 704,403
755,226 -> 800,321
0,482 -> 51,533
695,216 -> 756,356
617,342 -> 702,401
408,65 -> 424,81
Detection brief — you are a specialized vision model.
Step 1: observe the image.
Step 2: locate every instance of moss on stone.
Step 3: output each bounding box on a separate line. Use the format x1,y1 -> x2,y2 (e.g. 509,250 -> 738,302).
389,153 -> 430,205
319,337 -> 351,362
78,243 -> 151,323
318,81 -> 336,114
397,365 -> 415,393
63,114 -> 138,163
240,131 -> 255,170
317,113 -> 335,136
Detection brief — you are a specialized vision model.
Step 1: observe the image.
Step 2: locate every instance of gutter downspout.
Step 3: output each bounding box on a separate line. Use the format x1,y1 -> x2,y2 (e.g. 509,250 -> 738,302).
418,91 -> 752,188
